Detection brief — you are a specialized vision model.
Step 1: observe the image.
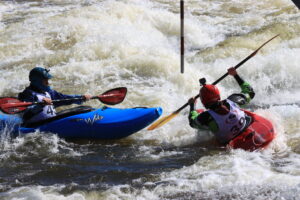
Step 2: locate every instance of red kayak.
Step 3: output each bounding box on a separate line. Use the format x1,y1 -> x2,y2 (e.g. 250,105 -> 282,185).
196,109 -> 276,151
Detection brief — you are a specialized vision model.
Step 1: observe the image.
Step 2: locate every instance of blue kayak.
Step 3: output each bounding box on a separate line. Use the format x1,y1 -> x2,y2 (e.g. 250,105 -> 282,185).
0,106 -> 162,139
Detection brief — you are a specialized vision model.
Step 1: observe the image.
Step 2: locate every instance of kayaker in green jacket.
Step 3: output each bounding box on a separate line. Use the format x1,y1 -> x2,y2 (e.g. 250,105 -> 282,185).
188,67 -> 255,144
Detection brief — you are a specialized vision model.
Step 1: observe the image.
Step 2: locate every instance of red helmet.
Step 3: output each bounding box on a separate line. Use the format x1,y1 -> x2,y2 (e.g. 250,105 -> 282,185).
200,84 -> 220,108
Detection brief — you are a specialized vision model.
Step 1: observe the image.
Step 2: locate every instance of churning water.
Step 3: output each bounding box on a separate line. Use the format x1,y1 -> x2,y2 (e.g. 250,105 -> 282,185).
0,0 -> 300,199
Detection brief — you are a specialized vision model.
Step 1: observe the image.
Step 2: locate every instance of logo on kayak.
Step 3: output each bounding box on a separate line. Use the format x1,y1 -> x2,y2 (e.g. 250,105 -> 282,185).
71,114 -> 103,125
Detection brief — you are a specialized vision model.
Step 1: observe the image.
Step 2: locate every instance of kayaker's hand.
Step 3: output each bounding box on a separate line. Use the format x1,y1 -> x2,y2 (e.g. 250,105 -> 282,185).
228,67 -> 237,76
83,94 -> 92,101
188,97 -> 196,105
43,97 -> 53,105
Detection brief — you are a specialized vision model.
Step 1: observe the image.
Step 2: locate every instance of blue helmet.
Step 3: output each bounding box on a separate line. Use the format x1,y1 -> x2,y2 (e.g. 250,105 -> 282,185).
29,67 -> 52,82
29,67 -> 52,91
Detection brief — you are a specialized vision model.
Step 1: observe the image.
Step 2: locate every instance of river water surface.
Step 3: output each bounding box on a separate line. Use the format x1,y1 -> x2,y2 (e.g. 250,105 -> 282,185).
0,0 -> 300,199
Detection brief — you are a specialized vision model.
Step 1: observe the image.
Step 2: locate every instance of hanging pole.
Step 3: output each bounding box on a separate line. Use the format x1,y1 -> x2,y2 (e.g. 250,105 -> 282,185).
180,0 -> 184,73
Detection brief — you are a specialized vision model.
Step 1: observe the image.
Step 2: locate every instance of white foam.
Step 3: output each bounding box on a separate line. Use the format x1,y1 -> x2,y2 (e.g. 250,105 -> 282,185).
0,185 -> 85,200
0,0 -> 300,199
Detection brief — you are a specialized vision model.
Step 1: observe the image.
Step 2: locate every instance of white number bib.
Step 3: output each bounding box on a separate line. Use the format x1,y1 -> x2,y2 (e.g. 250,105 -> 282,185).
208,99 -> 246,143
27,92 -> 56,123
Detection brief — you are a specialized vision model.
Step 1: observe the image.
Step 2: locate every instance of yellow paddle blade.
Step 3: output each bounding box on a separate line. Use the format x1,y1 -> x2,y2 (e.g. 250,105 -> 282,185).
147,112 -> 179,130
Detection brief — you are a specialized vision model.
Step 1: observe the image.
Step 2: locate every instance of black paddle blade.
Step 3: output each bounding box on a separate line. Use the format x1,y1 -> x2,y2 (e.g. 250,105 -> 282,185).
0,97 -> 28,114
97,87 -> 127,105
291,0 -> 300,9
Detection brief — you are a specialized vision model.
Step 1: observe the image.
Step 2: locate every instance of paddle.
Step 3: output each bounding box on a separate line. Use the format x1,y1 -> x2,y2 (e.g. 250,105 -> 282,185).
0,87 -> 127,114
147,35 -> 279,130
291,0 -> 300,9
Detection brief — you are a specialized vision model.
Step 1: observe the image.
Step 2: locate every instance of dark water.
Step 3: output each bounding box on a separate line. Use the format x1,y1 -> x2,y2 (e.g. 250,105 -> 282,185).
1,0 -> 300,199
0,133 -> 222,194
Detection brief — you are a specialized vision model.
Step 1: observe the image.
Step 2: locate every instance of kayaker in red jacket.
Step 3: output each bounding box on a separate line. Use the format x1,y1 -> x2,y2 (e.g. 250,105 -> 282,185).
188,67 -> 255,145
18,67 -> 91,124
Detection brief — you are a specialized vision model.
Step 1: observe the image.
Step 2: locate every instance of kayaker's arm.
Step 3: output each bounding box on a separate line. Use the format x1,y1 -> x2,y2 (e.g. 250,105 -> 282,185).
188,98 -> 218,131
189,111 -> 218,131
18,87 -> 37,103
188,97 -> 196,111
233,74 -> 255,100
49,90 -> 85,107
227,67 -> 255,106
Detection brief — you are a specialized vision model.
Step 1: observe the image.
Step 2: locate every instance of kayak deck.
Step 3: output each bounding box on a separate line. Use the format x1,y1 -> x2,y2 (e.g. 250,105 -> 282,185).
228,110 -> 275,151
